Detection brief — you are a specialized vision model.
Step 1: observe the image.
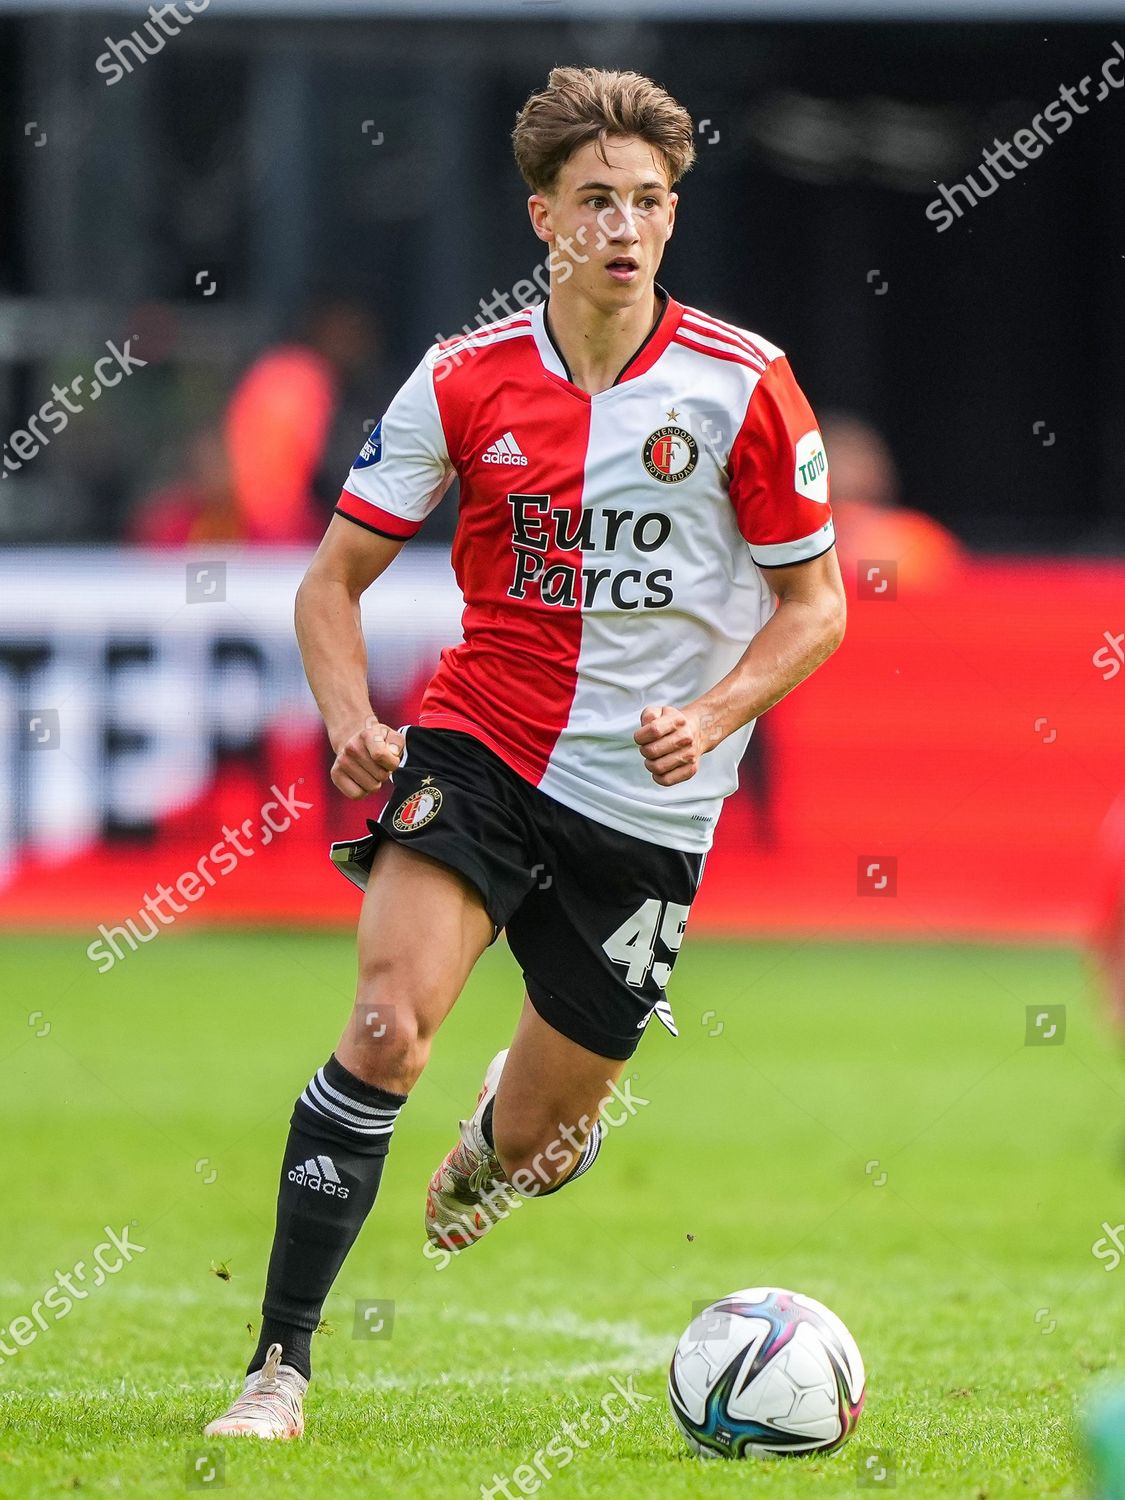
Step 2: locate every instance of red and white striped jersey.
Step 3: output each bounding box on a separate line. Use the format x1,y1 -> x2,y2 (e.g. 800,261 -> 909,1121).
336,291 -> 834,851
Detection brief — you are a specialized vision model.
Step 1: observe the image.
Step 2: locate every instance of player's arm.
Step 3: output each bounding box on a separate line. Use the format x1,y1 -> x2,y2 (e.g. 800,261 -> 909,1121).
635,549 -> 845,786
296,516 -> 407,799
298,344 -> 455,798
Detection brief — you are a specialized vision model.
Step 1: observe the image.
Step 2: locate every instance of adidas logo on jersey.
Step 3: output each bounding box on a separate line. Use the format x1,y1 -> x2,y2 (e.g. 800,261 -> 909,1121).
287,1154 -> 350,1199
482,431 -> 528,467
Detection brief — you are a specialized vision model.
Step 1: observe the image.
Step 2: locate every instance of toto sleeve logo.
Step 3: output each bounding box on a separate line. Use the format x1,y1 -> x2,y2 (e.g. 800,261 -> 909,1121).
794,429 -> 829,503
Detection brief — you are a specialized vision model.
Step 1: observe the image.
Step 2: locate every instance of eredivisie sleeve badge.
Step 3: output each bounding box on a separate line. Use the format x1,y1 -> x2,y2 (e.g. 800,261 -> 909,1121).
392,780 -> 443,832
642,425 -> 699,484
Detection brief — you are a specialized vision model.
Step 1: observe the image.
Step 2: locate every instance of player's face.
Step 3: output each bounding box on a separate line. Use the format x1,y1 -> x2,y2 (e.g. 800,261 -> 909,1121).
530,135 -> 678,310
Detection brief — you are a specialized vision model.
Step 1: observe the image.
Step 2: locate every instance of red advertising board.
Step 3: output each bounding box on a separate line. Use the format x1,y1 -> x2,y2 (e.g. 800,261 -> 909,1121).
1,553 -> 1122,944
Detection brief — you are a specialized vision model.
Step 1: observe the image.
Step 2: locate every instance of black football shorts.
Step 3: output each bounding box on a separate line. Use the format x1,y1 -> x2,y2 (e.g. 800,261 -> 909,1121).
330,725 -> 706,1061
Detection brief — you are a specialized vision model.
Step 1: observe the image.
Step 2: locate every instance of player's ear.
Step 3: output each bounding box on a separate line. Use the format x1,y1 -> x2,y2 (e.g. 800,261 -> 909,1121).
528,194 -> 554,246
665,191 -> 678,240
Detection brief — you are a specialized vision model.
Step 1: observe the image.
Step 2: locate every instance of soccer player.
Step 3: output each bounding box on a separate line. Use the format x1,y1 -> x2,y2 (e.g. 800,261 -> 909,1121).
205,65 -> 845,1439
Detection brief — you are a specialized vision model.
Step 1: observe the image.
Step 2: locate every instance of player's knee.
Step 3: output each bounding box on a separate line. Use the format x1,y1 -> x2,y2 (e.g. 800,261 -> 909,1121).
345,1007 -> 430,1091
347,969 -> 444,1089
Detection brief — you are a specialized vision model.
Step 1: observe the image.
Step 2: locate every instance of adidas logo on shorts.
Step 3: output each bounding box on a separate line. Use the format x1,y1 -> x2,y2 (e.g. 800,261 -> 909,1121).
288,1154 -> 350,1199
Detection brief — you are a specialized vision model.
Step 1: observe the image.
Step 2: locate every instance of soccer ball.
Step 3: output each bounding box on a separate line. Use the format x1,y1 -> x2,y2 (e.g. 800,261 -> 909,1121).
668,1287 -> 865,1459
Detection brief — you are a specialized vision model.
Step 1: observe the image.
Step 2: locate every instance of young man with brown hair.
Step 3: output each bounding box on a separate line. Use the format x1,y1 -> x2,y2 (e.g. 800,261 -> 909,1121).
205,65 -> 844,1440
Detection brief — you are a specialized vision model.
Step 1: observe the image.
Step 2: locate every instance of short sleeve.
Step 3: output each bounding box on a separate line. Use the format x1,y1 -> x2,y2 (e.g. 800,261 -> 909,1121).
727,358 -> 835,568
335,347 -> 454,540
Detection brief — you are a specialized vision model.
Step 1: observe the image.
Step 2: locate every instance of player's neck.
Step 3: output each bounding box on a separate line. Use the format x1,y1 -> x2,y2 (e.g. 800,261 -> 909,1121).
543,284 -> 663,396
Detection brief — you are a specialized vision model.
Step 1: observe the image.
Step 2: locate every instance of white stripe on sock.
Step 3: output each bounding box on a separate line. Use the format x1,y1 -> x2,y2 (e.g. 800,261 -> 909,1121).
301,1079 -> 396,1134
567,1121 -> 604,1182
312,1068 -> 401,1118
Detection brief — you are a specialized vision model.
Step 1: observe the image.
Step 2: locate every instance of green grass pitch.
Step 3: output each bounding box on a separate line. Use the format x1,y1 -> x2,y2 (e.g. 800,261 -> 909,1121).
1,929 -> 1122,1498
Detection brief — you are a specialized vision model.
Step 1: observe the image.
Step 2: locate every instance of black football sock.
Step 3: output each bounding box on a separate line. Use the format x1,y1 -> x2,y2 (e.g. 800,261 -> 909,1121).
249,1054 -> 406,1381
481,1095 -> 497,1149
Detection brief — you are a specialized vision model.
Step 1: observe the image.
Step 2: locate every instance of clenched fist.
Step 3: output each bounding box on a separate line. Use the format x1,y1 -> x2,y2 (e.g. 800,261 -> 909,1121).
634,704 -> 720,787
331,719 -> 405,800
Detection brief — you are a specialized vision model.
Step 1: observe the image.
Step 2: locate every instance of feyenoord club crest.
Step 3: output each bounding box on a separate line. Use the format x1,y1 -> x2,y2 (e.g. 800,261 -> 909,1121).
392,781 -> 443,832
642,425 -> 698,484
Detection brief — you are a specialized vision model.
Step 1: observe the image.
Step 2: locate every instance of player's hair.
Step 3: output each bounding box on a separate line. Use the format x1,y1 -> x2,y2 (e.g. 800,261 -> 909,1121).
512,67 -> 696,194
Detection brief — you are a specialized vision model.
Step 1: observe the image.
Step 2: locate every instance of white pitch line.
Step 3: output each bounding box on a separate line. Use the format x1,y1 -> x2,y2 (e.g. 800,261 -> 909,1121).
0,1282 -> 665,1357
0,1358 -> 664,1401
0,1281 -> 206,1305
448,1304 -> 667,1359
0,1283 -> 669,1387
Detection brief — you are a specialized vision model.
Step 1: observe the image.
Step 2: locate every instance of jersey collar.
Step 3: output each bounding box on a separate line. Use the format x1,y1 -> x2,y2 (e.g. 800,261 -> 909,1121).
531,285 -> 683,398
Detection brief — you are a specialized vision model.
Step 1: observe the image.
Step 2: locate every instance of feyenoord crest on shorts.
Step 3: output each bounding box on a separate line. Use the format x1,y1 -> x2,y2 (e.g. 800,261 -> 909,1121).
392,783 -> 443,833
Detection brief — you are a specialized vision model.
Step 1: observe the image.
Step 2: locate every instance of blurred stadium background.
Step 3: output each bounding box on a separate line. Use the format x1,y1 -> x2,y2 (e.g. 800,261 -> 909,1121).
1,0 -> 1123,949
3,2 -> 1125,1494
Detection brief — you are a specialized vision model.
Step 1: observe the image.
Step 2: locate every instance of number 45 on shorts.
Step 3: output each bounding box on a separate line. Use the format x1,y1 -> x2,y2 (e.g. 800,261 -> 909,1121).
602,899 -> 691,988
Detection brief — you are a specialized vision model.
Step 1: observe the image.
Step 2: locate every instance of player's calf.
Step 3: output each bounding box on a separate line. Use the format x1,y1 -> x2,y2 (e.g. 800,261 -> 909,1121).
487,996 -> 624,1200
491,1106 -> 606,1198
424,1050 -> 608,1253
